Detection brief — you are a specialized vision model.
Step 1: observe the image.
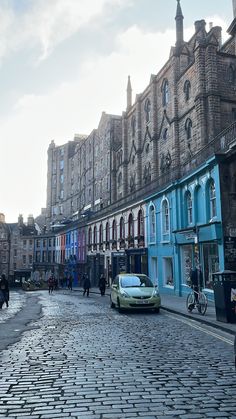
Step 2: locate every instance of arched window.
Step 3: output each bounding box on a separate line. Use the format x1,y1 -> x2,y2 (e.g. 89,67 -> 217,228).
99,224 -> 103,245
186,191 -> 193,225
149,204 -> 156,243
128,213 -> 134,237
185,118 -> 192,140
120,217 -> 125,239
138,209 -> 144,237
131,115 -> 136,137
93,226 -> 97,246
118,172 -> 122,187
88,227 -> 92,246
106,222 -> 109,242
162,79 -> 169,106
209,180 -> 217,219
162,199 -> 170,240
184,80 -> 191,101
112,219 -> 117,241
228,65 -> 235,83
144,98 -> 151,123
162,128 -> 168,141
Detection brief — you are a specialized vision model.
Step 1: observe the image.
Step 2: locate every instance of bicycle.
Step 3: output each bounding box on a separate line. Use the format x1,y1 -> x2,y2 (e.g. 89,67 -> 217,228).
186,286 -> 208,315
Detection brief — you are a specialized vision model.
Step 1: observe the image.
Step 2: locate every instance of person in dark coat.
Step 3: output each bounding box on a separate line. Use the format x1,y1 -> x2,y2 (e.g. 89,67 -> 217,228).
83,274 -> 91,297
190,265 -> 203,304
68,275 -> 73,291
48,275 -> 54,294
98,274 -> 106,296
0,274 -> 9,309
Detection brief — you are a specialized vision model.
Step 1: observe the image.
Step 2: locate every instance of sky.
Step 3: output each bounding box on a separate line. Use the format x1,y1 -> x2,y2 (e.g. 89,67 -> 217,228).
0,0 -> 234,223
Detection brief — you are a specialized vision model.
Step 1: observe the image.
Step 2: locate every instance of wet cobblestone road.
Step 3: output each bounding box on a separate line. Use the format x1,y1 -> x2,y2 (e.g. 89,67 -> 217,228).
0,290 -> 235,419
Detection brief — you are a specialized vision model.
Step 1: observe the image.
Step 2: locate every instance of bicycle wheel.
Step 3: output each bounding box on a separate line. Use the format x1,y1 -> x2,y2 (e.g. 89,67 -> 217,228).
197,292 -> 207,315
186,292 -> 195,312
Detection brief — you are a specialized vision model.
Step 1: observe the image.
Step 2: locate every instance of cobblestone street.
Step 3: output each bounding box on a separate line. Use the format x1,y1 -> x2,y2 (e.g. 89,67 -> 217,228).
0,290 -> 235,419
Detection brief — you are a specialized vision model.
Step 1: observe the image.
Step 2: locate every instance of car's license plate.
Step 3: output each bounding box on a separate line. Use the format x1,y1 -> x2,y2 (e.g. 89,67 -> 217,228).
138,300 -> 148,304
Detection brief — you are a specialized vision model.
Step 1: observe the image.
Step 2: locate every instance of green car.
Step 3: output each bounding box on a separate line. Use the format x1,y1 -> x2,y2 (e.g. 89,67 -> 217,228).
110,273 -> 161,313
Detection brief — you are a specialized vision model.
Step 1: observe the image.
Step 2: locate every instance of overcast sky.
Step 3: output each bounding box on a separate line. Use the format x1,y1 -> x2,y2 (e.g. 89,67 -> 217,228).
0,0 -> 234,223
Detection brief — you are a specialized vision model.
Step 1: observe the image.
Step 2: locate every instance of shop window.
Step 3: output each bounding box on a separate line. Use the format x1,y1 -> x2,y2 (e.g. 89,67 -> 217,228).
162,198 -> 170,241
185,191 -> 193,225
163,257 -> 173,286
181,245 -> 194,285
149,204 -> 156,243
151,257 -> 158,286
202,243 -> 219,290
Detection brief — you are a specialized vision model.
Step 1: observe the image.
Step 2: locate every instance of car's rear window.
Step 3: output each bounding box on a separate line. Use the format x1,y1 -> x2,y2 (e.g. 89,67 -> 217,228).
120,275 -> 153,288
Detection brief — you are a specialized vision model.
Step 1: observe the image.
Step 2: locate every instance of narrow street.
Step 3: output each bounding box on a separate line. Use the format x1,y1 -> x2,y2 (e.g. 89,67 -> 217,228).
0,290 -> 235,419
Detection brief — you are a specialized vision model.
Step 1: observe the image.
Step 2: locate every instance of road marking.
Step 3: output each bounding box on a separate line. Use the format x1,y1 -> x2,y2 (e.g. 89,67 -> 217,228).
166,313 -> 234,345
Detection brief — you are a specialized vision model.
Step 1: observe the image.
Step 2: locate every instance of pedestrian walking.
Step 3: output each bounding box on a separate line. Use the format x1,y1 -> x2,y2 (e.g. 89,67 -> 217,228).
98,273 -> 106,296
53,276 -> 58,290
83,274 -> 91,297
48,275 -> 54,294
68,275 -> 73,291
0,274 -> 9,309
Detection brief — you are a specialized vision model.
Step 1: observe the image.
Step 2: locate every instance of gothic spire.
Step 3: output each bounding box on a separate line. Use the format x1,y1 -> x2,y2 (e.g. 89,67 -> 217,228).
126,75 -> 132,111
175,0 -> 184,47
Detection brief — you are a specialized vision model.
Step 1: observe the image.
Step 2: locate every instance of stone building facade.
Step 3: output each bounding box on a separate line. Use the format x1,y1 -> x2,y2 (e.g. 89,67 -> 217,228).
39,1 -> 236,295
46,2 -> 236,230
0,213 -> 37,285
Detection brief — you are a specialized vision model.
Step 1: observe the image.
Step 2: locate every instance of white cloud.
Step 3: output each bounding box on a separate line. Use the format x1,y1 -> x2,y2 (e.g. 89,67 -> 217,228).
0,0 -> 130,62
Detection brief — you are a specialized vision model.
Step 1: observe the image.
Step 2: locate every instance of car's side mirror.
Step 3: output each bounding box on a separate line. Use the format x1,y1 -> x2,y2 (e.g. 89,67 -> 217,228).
112,284 -> 118,289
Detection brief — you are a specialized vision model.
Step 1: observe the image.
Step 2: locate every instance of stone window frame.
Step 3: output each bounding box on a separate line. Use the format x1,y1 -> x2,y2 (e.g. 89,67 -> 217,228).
227,64 -> 236,83
99,223 -> 103,245
137,208 -> 145,237
144,98 -> 151,123
209,179 -> 217,220
161,197 -> 170,241
128,213 -> 134,238
162,128 -> 168,141
119,217 -> 125,240
112,219 -> 117,241
131,115 -> 136,137
184,80 -> 191,101
185,118 -> 192,141
148,203 -> 156,244
185,190 -> 193,225
162,79 -> 169,107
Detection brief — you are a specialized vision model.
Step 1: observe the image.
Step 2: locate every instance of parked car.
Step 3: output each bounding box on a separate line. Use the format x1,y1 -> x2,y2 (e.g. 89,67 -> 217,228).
110,273 -> 161,313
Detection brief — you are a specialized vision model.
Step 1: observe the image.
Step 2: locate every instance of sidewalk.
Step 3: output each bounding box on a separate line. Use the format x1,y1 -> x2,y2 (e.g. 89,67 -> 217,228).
72,287 -> 236,336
